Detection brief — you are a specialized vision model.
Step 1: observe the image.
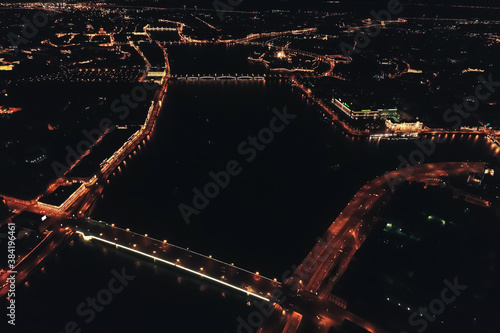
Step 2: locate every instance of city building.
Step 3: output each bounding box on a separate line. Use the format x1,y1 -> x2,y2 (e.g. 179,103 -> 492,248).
332,98 -> 399,120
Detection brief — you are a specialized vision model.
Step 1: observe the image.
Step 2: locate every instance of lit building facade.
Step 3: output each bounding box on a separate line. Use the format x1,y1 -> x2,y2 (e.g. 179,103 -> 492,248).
332,98 -> 399,120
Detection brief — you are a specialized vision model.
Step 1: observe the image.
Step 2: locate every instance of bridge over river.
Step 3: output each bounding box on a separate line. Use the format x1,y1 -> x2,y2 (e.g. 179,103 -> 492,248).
73,219 -> 280,302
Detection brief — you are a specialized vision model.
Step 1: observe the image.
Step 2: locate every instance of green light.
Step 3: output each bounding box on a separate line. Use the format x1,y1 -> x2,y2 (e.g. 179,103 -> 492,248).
345,103 -> 350,108
428,215 -> 446,226
486,123 -> 491,126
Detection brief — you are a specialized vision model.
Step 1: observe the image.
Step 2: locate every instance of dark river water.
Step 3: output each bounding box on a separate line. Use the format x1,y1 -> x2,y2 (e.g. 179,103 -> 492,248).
7,76 -> 499,333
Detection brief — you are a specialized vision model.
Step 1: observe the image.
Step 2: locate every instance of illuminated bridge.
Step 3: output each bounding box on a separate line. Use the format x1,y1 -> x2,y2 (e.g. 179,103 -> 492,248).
146,26 -> 177,31
170,74 -> 267,81
73,219 -> 280,302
